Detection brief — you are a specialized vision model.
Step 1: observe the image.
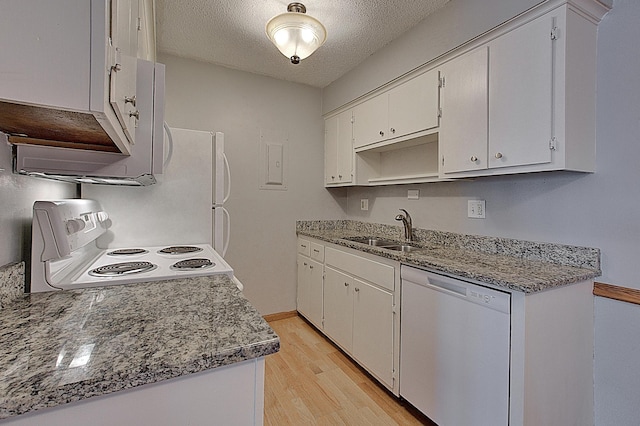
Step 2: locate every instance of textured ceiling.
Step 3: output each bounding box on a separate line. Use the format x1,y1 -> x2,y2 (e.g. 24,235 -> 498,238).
156,0 -> 450,88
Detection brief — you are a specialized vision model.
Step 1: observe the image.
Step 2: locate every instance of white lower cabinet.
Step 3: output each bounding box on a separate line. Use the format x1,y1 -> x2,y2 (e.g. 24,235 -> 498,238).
296,255 -> 324,329
296,238 -> 399,394
323,246 -> 398,393
296,239 -> 324,329
351,277 -> 394,387
324,267 -> 394,387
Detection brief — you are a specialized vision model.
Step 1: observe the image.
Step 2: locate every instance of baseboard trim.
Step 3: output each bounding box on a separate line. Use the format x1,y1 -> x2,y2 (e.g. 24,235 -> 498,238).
263,310 -> 299,322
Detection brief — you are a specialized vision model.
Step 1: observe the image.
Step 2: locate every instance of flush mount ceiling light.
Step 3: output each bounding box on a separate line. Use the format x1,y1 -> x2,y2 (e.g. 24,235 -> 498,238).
266,2 -> 327,65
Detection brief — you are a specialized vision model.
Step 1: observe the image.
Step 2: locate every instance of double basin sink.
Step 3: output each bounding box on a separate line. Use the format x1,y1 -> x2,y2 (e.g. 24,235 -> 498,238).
344,236 -> 421,253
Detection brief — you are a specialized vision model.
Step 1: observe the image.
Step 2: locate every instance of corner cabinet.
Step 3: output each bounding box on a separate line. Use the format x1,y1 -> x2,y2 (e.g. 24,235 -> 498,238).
324,109 -> 354,186
0,0 -> 141,154
295,238 -> 401,395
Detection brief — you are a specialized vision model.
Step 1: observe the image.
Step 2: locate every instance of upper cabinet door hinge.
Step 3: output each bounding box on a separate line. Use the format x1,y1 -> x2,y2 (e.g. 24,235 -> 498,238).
439,76 -> 446,88
551,26 -> 559,40
549,137 -> 557,151
438,107 -> 442,118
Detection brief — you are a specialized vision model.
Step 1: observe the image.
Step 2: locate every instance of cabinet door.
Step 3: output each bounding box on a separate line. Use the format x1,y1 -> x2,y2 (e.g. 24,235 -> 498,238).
352,279 -> 394,387
324,114 -> 339,185
323,266 -> 353,352
336,110 -> 353,183
388,69 -> 439,139
296,254 -> 311,317
306,258 -> 324,329
439,47 -> 489,174
353,94 -> 388,148
488,12 -> 554,169
110,0 -> 139,145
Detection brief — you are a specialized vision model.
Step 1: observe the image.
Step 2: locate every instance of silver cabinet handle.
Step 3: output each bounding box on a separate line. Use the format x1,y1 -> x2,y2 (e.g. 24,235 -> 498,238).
470,156 -> 478,162
495,152 -> 503,159
129,110 -> 140,120
344,282 -> 349,287
355,287 -> 360,292
379,130 -> 384,137
309,265 -> 314,269
390,128 -> 396,134
125,95 -> 136,106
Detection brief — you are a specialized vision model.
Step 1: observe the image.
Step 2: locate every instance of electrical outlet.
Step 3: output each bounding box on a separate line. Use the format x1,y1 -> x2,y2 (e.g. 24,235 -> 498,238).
468,200 -> 486,218
360,199 -> 369,211
407,189 -> 420,200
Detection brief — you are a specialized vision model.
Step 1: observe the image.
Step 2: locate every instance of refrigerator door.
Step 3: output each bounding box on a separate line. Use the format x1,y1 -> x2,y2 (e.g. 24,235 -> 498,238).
82,128 -> 215,247
212,132 -> 230,255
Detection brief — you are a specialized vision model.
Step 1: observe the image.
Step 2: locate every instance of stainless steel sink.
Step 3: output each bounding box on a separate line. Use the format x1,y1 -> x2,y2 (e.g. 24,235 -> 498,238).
345,236 -> 398,247
345,236 -> 422,253
381,244 -> 420,253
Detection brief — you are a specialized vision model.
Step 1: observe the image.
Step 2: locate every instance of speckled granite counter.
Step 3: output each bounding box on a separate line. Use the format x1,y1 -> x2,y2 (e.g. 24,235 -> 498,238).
297,220 -> 601,293
0,275 -> 279,420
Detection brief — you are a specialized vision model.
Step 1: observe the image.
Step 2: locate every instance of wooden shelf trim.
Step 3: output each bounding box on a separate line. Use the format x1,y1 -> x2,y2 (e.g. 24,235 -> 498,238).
593,282 -> 640,306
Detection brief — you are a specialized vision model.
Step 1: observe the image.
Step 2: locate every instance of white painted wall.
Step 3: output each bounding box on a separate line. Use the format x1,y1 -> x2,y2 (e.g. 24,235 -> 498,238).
0,134 -> 76,268
157,55 -> 347,315
323,0 -> 639,424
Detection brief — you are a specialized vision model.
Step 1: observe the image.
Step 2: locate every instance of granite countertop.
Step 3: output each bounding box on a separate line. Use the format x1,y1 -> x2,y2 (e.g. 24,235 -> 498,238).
0,274 -> 280,420
297,221 -> 601,293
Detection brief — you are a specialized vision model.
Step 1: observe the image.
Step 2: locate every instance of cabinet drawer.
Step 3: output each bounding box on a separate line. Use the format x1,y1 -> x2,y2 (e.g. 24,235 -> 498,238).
325,247 -> 394,291
310,242 -> 324,262
297,238 -> 311,256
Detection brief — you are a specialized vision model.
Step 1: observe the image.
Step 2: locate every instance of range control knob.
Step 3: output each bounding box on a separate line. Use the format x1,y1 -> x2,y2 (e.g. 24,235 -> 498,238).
66,219 -> 86,235
97,211 -> 109,223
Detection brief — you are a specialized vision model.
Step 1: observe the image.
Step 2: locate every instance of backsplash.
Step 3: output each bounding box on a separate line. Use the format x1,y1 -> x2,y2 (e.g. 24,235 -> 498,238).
0,262 -> 25,309
296,220 -> 600,271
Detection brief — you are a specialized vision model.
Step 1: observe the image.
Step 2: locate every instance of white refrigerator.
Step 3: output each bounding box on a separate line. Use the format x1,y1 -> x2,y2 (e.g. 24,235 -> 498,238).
82,127 -> 231,256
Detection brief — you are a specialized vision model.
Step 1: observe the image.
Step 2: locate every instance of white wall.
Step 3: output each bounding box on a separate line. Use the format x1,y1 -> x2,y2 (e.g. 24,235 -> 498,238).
324,0 -> 639,424
0,134 -> 76,268
157,55 -> 347,315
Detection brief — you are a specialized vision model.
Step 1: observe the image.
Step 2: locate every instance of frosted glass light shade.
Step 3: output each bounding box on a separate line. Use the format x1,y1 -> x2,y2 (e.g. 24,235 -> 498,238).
266,6 -> 326,64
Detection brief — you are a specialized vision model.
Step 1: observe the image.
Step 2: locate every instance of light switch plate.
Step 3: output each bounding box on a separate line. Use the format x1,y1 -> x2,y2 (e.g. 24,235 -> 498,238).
360,199 -> 369,211
408,189 -> 419,200
468,200 -> 486,218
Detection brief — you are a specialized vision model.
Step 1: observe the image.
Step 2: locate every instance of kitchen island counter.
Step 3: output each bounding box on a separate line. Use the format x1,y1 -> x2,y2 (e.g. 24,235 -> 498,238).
297,220 -> 601,294
0,274 -> 279,420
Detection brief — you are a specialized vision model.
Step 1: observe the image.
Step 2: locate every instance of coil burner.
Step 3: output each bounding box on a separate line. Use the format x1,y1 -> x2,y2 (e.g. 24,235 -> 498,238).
158,246 -> 204,255
170,258 -> 214,270
107,248 -> 149,256
89,261 -> 157,277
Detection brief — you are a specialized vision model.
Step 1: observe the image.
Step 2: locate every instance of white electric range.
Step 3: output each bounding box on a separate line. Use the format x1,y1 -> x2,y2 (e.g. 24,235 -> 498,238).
30,199 -> 234,292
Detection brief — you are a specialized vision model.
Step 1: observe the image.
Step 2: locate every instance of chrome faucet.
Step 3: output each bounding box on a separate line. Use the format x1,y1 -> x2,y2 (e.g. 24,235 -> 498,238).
395,209 -> 413,242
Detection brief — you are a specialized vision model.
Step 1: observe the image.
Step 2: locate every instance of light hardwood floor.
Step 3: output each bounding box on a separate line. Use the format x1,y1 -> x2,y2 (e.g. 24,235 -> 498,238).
264,315 -> 434,425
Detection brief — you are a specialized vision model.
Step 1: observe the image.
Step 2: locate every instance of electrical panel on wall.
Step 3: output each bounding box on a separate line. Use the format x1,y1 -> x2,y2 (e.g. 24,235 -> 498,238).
259,131 -> 288,191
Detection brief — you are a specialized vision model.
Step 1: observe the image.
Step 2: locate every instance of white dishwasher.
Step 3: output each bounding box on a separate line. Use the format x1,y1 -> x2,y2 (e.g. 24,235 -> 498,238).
400,265 -> 511,426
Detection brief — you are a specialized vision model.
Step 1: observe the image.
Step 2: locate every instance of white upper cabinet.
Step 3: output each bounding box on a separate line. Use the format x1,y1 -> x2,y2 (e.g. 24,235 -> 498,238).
439,47 -> 489,174
0,0 -> 141,154
440,13 -> 554,175
353,69 -> 440,150
325,109 -> 354,186
488,11 -> 554,170
324,0 -> 608,186
440,3 -> 601,177
353,94 -> 388,148
110,0 -> 140,148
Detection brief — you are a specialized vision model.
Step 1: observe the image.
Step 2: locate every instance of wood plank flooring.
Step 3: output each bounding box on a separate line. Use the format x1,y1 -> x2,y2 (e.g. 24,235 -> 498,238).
264,315 -> 435,425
